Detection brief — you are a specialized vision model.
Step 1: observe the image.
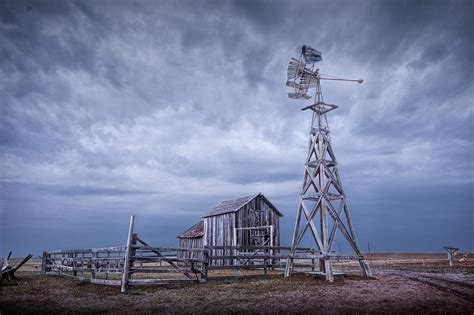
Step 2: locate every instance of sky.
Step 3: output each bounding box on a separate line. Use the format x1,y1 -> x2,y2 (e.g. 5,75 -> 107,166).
1,0 -> 473,256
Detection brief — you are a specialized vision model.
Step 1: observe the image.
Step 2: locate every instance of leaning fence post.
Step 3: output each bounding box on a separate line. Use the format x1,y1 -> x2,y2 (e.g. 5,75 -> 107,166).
121,214 -> 135,293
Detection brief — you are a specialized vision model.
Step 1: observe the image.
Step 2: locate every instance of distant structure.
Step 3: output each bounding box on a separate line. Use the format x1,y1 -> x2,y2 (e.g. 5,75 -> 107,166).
177,193 -> 283,265
459,253 -> 469,262
284,45 -> 371,281
443,246 -> 459,267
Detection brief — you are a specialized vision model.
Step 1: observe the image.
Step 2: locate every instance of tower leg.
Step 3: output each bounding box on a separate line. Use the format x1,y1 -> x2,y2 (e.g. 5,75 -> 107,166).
284,257 -> 293,277
359,259 -> 372,277
324,259 -> 334,282
285,202 -> 303,277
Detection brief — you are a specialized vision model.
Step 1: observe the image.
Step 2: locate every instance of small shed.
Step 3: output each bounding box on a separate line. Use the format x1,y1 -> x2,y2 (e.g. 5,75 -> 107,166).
177,220 -> 204,259
177,192 -> 283,264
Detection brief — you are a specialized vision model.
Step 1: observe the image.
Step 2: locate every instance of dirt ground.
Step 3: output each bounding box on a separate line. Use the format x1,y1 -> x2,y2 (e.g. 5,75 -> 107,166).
1,254 -> 473,314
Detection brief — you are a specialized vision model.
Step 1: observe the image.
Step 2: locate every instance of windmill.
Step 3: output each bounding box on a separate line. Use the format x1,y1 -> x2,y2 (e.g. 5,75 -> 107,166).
284,45 -> 371,281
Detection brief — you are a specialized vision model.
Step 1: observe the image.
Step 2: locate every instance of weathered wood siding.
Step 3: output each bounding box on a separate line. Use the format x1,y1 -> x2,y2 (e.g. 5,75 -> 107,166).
235,195 -> 280,248
204,212 -> 235,265
178,237 -> 203,259
203,195 -> 281,265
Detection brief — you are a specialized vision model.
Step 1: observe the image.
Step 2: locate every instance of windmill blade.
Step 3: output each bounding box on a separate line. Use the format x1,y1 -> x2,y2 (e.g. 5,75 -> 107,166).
288,92 -> 312,100
286,80 -> 305,90
287,58 -> 305,79
287,59 -> 299,79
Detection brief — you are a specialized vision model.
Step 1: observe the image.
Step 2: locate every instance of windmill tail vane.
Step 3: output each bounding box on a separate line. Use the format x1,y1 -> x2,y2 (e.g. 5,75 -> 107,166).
284,45 -> 372,281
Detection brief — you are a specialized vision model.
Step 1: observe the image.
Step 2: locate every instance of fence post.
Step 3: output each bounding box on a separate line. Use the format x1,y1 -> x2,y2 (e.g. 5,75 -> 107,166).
201,249 -> 209,282
121,214 -> 135,293
105,250 -> 109,279
264,247 -> 268,275
81,252 -> 85,276
92,252 -> 98,279
41,251 -> 48,274
130,233 -> 138,279
73,253 -> 77,277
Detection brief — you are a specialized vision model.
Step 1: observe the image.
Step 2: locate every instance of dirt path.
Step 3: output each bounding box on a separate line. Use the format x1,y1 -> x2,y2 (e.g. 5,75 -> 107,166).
382,270 -> 474,302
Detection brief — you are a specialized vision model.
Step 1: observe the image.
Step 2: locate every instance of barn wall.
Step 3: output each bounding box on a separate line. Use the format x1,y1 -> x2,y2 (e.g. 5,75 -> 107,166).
178,237 -> 203,259
235,195 -> 280,247
203,212 -> 235,265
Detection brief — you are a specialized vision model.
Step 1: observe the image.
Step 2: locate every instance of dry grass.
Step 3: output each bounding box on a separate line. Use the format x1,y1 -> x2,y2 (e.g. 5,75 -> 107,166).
1,254 -> 473,314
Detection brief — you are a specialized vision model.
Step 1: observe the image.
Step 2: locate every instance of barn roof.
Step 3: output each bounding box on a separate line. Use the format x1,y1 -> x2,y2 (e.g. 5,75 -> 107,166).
202,192 -> 283,218
177,220 -> 204,239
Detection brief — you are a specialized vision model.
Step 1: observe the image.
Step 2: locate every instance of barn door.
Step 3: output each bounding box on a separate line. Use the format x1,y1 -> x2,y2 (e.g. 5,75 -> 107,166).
233,226 -> 274,266
249,227 -> 270,246
234,226 -> 274,247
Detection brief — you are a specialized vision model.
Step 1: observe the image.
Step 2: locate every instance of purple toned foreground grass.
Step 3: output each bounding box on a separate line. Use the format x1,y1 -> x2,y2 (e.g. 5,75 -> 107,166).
1,255 -> 473,314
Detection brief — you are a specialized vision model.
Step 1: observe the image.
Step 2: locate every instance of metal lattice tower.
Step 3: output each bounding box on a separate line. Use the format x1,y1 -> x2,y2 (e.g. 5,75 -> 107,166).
284,45 -> 371,281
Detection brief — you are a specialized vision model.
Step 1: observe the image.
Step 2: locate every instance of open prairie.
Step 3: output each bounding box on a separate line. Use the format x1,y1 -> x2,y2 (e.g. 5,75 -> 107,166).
1,253 -> 473,314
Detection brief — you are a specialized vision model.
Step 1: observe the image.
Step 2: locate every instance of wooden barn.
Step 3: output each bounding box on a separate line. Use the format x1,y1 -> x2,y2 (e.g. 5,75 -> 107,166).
177,193 -> 283,264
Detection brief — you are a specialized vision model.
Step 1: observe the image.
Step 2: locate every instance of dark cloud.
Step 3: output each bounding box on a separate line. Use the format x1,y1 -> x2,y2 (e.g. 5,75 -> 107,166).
38,184 -> 160,197
230,0 -> 288,33
1,0 -> 472,255
421,42 -> 449,63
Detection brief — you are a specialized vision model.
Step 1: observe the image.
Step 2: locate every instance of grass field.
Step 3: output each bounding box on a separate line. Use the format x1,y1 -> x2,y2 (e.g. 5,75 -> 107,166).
1,253 -> 473,314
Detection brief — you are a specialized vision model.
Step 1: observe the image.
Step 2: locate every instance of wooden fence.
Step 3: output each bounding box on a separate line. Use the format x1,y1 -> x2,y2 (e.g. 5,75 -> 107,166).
42,237 -> 208,291
205,245 -> 363,274
43,243 -> 362,291
42,216 -> 363,292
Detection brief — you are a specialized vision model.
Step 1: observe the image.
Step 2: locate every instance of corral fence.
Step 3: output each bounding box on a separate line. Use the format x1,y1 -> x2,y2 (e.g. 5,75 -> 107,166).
42,241 -> 208,288
42,215 -> 363,292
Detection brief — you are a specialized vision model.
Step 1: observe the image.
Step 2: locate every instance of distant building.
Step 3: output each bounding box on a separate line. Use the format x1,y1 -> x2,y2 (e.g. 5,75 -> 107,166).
177,193 -> 283,265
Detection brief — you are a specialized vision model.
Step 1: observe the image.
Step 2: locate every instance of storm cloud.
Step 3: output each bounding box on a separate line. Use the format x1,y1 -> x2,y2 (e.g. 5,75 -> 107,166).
1,0 -> 472,255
